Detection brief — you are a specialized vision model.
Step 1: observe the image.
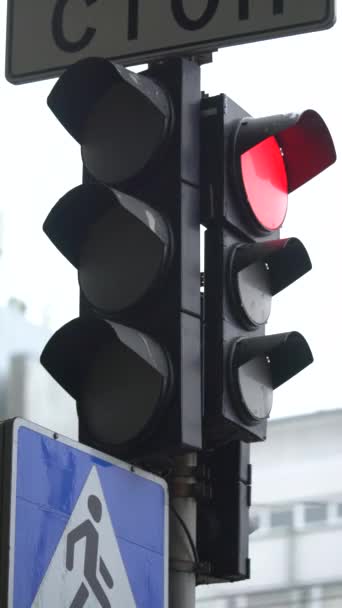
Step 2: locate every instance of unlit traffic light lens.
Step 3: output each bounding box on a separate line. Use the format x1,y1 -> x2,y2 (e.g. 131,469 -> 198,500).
80,324 -> 171,446
78,190 -> 171,315
236,356 -> 273,421
82,80 -> 170,184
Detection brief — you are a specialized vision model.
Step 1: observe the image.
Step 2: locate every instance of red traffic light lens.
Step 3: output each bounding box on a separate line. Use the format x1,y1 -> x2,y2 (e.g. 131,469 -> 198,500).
241,136 -> 288,232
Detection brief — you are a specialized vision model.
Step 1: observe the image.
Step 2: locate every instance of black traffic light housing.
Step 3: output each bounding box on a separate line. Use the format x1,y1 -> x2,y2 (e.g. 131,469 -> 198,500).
201,94 -> 336,444
41,58 -> 202,462
39,60 -> 337,589
197,441 -> 251,583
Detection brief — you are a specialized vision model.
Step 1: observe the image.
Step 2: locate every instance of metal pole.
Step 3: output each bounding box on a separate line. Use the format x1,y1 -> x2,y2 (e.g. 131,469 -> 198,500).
169,452 -> 197,608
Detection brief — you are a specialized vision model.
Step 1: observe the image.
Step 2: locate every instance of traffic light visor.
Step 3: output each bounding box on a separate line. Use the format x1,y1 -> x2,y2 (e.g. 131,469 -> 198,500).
40,318 -> 172,447
229,332 -> 313,422
47,57 -> 172,184
229,238 -> 312,328
43,184 -> 172,315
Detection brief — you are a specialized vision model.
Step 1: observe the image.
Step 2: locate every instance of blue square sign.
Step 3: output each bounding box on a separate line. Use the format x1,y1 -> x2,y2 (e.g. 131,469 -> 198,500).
0,418 -> 168,607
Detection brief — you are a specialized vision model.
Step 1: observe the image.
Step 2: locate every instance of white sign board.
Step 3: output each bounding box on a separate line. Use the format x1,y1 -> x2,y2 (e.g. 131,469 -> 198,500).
6,0 -> 335,84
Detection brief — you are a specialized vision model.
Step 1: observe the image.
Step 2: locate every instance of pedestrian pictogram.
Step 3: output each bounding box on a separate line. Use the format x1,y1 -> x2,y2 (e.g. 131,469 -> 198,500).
66,495 -> 114,608
32,466 -> 136,607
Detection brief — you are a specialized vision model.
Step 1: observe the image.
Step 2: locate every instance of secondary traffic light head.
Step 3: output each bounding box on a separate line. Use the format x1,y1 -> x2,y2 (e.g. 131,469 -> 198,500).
41,57 -> 202,461
202,94 -> 336,444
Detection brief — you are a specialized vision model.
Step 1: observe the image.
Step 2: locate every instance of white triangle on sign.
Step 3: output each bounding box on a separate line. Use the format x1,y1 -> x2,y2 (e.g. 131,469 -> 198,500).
31,466 -> 136,607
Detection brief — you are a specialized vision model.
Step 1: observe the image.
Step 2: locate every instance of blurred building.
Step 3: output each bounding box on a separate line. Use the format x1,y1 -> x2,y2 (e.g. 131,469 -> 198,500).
196,409 -> 342,608
0,302 -> 77,439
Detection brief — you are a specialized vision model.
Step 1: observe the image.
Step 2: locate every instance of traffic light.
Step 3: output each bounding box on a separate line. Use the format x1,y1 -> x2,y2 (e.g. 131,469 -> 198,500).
201,94 -> 336,444
40,57 -> 202,461
197,440 -> 252,583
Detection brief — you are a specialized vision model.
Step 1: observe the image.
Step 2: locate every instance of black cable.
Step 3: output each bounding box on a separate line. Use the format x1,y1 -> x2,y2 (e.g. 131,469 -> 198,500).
170,502 -> 200,569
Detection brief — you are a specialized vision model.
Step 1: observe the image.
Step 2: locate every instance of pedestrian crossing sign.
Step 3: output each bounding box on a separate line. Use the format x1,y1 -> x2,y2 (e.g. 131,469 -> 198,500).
0,418 -> 168,607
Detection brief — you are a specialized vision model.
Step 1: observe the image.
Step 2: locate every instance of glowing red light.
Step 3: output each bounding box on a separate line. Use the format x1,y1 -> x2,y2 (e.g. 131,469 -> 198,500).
241,136 -> 288,232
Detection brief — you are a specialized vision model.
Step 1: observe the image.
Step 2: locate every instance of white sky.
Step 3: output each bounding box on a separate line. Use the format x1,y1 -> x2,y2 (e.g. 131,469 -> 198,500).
0,5 -> 341,420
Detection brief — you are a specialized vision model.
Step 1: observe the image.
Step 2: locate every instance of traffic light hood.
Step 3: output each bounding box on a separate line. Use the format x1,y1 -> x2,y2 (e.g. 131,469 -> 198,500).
231,331 -> 313,391
47,57 -> 172,184
40,318 -> 172,448
47,57 -> 171,145
233,110 -> 336,193
43,184 -> 172,315
229,238 -> 312,328
229,332 -> 313,425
